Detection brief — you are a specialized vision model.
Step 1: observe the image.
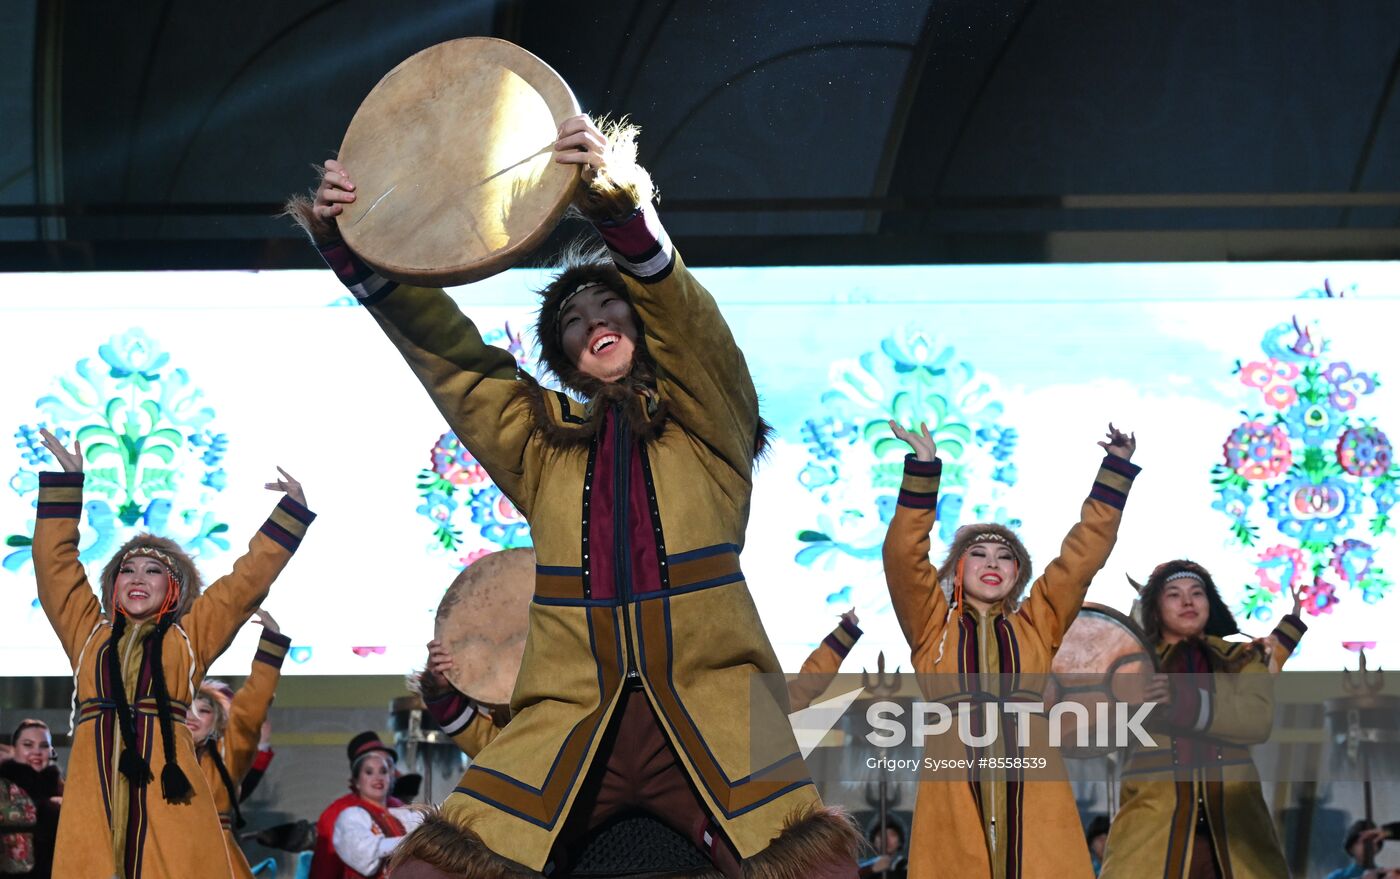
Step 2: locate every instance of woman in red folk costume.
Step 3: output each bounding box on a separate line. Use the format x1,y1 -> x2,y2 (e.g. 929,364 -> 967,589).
32,430 -> 314,879
288,115 -> 861,878
311,733 -> 426,879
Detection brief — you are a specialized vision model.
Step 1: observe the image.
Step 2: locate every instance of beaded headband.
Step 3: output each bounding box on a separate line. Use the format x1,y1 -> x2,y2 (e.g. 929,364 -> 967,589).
121,547 -> 182,582
555,281 -> 613,335
1164,571 -> 1205,586
968,533 -> 1012,547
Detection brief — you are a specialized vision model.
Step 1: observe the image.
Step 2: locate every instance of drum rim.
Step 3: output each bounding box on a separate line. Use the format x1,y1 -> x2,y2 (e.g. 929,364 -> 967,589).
434,545 -> 535,707
337,36 -> 582,286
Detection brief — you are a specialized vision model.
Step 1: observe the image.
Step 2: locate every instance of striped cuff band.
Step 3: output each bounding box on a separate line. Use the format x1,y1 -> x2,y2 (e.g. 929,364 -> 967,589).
1088,455 -> 1141,511
37,471 -> 85,519
254,628 -> 292,668
897,455 -> 942,509
597,207 -> 675,282
318,239 -> 398,304
1273,613 -> 1308,652
259,497 -> 316,553
821,618 -> 863,658
425,690 -> 477,736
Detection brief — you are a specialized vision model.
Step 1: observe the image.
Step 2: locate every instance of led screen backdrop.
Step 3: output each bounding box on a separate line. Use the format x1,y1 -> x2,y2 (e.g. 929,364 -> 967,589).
2,262 -> 1397,677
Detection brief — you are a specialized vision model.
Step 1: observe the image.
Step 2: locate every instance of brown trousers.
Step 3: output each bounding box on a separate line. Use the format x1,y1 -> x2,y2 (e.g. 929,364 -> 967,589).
1189,826 -> 1222,879
396,685 -> 858,878
551,683 -> 745,877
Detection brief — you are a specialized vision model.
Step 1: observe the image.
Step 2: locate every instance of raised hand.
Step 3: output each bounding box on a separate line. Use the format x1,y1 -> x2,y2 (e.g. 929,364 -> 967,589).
254,607 -> 281,634
264,467 -> 307,508
308,158 -> 357,243
553,114 -> 607,181
426,638 -> 455,677
840,607 -> 859,627
1097,423 -> 1137,461
888,420 -> 937,462
1142,673 -> 1170,706
38,428 -> 82,472
1288,578 -> 1305,618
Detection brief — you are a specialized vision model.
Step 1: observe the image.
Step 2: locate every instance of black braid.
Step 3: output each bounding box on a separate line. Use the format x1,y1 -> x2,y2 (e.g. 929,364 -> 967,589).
150,612 -> 193,803
106,613 -> 153,786
206,741 -> 245,828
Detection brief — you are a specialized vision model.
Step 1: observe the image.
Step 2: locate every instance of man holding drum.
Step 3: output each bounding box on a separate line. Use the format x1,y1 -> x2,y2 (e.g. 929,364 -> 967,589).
288,109 -> 861,878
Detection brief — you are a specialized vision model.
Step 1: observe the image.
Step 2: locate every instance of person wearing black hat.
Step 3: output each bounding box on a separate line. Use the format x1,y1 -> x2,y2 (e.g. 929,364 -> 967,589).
1326,819 -> 1400,879
1099,561 -> 1287,879
309,732 -> 424,879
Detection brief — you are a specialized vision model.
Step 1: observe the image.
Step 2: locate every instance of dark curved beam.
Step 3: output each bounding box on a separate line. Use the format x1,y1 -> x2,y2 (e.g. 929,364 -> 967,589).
926,0 -> 1040,199
119,0 -> 176,201
866,3 -> 940,231
613,0 -> 680,112
648,40 -> 915,170
1340,37 -> 1400,227
156,0 -> 345,222
600,0 -> 655,107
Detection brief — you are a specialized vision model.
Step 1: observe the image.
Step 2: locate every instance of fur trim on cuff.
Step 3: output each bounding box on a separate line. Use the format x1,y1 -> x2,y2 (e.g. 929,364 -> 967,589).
388,808 -> 543,877
572,118 -> 656,223
741,804 -> 863,879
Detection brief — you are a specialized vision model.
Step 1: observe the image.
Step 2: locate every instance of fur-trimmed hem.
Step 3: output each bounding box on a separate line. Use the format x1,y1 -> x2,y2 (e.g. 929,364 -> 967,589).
741,804 -> 864,879
388,808 -> 542,877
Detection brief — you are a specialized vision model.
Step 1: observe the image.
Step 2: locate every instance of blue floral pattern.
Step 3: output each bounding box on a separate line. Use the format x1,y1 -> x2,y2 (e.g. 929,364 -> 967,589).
6,329 -> 231,572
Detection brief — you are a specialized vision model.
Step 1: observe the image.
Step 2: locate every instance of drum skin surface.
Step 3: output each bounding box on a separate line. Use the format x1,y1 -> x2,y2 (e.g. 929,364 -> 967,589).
338,37 -> 580,286
434,547 -> 536,707
1051,602 -> 1158,757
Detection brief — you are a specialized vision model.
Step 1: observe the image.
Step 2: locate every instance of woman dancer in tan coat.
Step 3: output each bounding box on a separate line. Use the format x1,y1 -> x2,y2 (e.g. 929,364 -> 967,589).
33,430 -> 313,878
883,421 -> 1139,879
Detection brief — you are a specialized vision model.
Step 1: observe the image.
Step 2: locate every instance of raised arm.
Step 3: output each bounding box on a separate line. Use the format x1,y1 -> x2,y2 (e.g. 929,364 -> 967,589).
1263,580 -> 1308,673
1019,426 -> 1141,652
223,618 -> 291,779
34,472 -> 104,662
556,115 -> 759,480
291,160 -> 540,514
1160,653 -> 1276,745
182,474 -> 314,670
882,421 -> 949,669
787,612 -> 863,713
32,431 -> 103,662
418,639 -> 508,759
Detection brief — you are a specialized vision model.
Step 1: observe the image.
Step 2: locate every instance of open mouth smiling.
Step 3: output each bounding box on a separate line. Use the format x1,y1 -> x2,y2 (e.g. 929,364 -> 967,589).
590,332 -> 620,355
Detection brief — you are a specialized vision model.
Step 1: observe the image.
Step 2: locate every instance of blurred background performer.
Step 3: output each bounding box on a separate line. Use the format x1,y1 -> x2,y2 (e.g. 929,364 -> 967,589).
882,421 -> 1140,879
1098,561 -> 1289,879
0,720 -> 62,878
32,430 -> 313,879
188,609 -> 293,878
288,108 -> 861,877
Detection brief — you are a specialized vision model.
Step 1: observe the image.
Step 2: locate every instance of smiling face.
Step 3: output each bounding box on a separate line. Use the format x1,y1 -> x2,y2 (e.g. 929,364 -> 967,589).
352,753 -> 394,806
1158,577 -> 1209,642
960,540 -> 1020,611
12,726 -> 52,772
114,555 -> 173,621
559,285 -> 640,382
186,696 -> 217,746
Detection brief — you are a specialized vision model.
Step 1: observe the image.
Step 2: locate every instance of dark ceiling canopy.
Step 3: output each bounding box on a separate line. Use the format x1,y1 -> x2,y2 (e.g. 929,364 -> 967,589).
2,0 -> 1398,271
